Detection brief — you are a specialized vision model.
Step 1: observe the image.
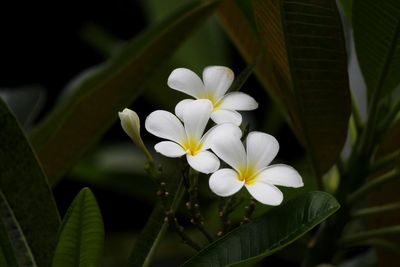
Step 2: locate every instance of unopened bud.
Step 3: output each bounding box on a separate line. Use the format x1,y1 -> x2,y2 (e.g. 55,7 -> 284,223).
118,108 -> 153,162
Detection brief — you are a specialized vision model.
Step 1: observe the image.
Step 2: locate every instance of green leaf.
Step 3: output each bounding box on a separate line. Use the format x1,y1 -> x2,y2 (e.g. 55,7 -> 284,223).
252,0 -> 351,179
182,191 -> 339,267
218,1 -> 302,138
353,0 -> 400,98
0,189 -> 37,267
52,188 -> 104,267
0,98 -> 60,267
29,0 -> 221,185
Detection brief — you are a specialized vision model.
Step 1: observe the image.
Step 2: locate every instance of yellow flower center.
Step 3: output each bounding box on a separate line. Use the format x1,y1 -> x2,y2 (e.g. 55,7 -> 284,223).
238,165 -> 258,185
182,138 -> 203,156
201,95 -> 221,112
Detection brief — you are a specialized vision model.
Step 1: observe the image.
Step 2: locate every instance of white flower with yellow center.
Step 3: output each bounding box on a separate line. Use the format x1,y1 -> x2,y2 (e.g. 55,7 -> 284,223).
145,99 -> 241,174
209,132 -> 303,205
167,66 -> 258,126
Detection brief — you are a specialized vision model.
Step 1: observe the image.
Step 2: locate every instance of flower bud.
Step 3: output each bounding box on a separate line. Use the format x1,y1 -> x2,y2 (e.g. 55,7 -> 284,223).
119,108 -> 153,162
119,108 -> 141,141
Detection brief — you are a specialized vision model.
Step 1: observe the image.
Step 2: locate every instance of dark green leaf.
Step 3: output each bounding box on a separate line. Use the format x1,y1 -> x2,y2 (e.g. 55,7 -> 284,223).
353,0 -> 400,98
217,1 -> 301,136
253,0 -> 351,178
52,188 -> 104,267
29,0 -> 221,185
182,191 -> 339,267
0,98 -> 60,267
0,190 -> 37,267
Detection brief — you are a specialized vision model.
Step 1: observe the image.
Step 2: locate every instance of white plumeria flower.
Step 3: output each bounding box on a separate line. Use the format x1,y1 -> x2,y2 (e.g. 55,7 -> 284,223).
145,99 -> 241,174
167,66 -> 258,126
209,131 -> 303,205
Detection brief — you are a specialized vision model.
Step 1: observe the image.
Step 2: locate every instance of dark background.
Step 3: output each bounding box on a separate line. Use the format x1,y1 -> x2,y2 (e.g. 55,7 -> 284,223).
0,1 -> 304,265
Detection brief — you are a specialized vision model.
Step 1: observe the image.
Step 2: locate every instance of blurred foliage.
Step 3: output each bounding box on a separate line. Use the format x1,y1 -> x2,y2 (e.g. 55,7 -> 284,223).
0,0 -> 399,266
29,0 -> 220,185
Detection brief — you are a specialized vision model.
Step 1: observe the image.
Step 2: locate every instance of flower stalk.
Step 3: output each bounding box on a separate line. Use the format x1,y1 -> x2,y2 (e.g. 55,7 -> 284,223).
347,168 -> 399,205
241,197 -> 256,225
157,179 -> 202,251
186,168 -> 215,243
352,201 -> 400,218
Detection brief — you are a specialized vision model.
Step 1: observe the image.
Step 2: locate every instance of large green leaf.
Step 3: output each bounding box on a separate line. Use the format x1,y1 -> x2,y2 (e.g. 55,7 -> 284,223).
0,98 -> 60,267
0,190 -> 37,267
217,1 -> 290,118
252,0 -> 351,179
52,188 -> 104,267
353,0 -> 400,98
29,0 -> 221,185
182,191 -> 339,267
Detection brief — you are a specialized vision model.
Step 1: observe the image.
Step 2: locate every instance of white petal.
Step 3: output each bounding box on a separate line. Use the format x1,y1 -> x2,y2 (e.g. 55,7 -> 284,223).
245,182 -> 283,206
154,141 -> 186,158
203,66 -> 234,100
211,109 -> 242,126
255,164 -> 304,188
182,99 -> 213,142
201,123 -> 242,150
210,134 -> 246,171
246,132 -> 279,171
187,151 -> 220,174
145,110 -> 186,144
167,68 -> 205,98
218,92 -> 258,111
209,168 -> 244,197
175,99 -> 194,120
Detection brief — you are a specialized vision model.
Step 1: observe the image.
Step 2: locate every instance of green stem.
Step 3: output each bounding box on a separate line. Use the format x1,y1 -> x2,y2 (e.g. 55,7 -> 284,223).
351,94 -> 363,133
341,238 -> 400,255
240,198 -> 256,225
187,168 -> 215,243
158,181 -> 201,251
347,168 -> 399,204
352,201 -> 400,218
144,161 -> 161,183
338,226 -> 400,246
378,100 -> 400,140
129,171 -> 186,267
217,196 -> 234,237
141,143 -> 155,164
370,150 -> 400,174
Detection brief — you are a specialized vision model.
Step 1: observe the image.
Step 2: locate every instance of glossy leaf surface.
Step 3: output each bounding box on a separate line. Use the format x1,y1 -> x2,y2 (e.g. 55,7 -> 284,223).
182,191 -> 339,267
253,0 -> 351,177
